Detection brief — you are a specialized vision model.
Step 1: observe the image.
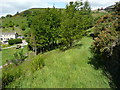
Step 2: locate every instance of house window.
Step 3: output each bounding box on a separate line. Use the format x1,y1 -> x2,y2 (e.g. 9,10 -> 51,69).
0,38 -> 3,40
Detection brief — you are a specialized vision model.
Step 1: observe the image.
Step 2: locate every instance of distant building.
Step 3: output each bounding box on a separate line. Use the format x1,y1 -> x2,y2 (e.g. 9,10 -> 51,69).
0,32 -> 18,44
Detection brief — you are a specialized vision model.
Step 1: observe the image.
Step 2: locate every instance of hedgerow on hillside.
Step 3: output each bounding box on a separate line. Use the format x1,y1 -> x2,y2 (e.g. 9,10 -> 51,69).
91,1 -> 120,88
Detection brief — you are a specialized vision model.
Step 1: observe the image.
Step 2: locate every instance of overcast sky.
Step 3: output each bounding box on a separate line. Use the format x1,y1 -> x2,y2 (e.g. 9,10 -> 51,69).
0,0 -> 119,17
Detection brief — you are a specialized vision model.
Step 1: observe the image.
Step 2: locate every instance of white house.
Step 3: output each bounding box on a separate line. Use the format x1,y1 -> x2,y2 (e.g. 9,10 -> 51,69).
0,32 -> 18,44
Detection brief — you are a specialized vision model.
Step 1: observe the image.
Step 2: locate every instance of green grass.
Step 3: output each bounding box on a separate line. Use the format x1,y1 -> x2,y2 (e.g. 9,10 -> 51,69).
92,12 -> 107,19
1,16 -> 27,28
5,37 -> 110,88
0,51 -> 2,66
2,27 -> 23,35
1,15 -> 27,35
0,46 -> 28,66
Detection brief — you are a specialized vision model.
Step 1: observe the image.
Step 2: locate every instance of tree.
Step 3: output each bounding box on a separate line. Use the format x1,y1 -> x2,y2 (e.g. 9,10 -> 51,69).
1,16 -> 5,19
82,1 -> 93,29
60,1 -> 93,49
27,7 -> 61,54
26,0 -> 93,53
6,14 -> 12,18
16,11 -> 19,15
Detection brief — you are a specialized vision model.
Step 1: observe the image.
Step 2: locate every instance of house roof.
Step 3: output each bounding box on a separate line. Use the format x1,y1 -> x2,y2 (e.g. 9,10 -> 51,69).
0,32 -> 18,37
2,32 -> 17,35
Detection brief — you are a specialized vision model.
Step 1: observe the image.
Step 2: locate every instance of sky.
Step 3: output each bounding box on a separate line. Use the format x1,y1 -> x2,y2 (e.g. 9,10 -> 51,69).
0,0 -> 119,17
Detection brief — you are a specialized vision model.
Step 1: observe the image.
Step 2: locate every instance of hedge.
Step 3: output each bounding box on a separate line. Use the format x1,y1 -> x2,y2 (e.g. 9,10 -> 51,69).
8,39 -> 22,45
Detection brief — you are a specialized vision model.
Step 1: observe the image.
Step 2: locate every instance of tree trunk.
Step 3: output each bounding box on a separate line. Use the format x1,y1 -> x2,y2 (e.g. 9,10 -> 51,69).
35,46 -> 37,55
33,46 -> 37,55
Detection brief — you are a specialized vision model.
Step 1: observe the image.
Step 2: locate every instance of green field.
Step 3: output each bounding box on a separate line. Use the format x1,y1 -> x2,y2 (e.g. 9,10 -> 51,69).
92,11 -> 108,19
1,16 -> 27,28
5,37 -> 110,88
0,15 -> 27,35
0,46 -> 28,66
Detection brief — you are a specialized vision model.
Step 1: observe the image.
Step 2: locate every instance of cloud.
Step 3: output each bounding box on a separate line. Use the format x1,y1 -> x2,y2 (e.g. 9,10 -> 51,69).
0,0 -> 119,17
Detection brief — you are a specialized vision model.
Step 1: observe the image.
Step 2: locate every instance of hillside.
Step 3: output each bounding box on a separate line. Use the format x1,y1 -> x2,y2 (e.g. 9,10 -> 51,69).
4,36 -> 110,88
0,8 -> 65,36
1,1 -> 119,88
0,15 -> 27,34
1,7 -> 106,36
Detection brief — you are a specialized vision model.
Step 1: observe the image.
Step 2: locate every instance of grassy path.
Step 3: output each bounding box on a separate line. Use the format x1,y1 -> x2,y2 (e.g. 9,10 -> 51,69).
6,37 -> 110,88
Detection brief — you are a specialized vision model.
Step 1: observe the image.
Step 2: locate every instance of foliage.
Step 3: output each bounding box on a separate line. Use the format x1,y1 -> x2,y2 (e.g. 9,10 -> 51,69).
1,44 -> 11,48
27,0 -> 93,54
15,11 -> 20,16
113,1 -> 120,15
2,47 -> 28,87
92,2 -> 120,88
4,37 -> 110,88
31,55 -> 45,72
2,65 -> 22,87
27,7 -> 61,54
92,12 -> 107,24
93,14 -> 120,57
1,16 -> 5,19
20,24 -> 26,31
2,49 -> 44,88
8,39 -> 22,45
6,14 -> 12,18
1,15 -> 27,33
1,46 -> 28,66
9,21 -> 14,27
60,1 -> 93,49
22,10 -> 32,17
13,49 -> 27,65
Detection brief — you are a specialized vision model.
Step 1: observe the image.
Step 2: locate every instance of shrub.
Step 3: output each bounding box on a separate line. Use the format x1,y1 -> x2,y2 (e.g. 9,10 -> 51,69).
6,14 -> 12,18
21,25 -> 26,31
31,55 -> 45,72
2,65 -> 22,87
8,39 -> 22,45
8,39 -> 14,45
12,49 -> 27,65
9,21 -> 14,27
92,8 -> 120,88
2,51 -> 45,87
15,24 -> 19,27
15,39 -> 22,44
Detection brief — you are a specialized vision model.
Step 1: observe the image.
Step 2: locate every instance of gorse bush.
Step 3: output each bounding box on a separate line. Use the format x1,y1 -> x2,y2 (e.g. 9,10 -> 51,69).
8,39 -> 22,45
92,2 -> 120,88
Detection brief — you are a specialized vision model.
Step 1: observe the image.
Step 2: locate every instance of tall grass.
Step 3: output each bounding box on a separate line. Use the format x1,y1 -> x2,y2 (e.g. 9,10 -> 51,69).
3,37 -> 110,88
2,50 -> 45,88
